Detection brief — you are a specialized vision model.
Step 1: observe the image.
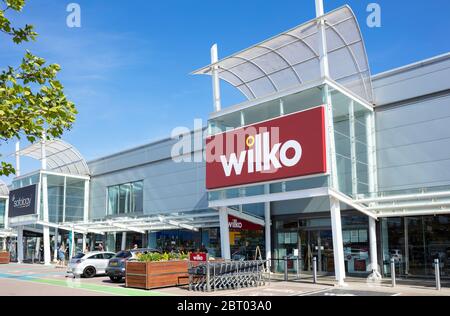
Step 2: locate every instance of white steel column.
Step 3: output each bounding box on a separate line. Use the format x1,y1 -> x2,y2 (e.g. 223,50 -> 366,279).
62,176 -> 67,223
366,111 -> 381,280
82,234 -> 87,253
264,185 -> 271,264
17,226 -> 24,263
15,142 -> 21,177
53,228 -> 58,262
316,0 -> 330,79
4,198 -> 9,230
330,196 -> 346,286
70,227 -> 75,259
369,217 -> 381,279
219,207 -> 231,260
41,135 -> 51,265
121,232 -> 127,250
366,112 -> 378,196
349,101 -> 358,197
211,44 -> 222,112
324,85 -> 339,190
35,237 -> 41,261
83,180 -> 90,223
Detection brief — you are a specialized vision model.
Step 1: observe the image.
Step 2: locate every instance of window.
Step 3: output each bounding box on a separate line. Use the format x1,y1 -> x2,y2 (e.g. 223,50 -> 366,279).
103,253 -> 115,260
107,181 -> 144,216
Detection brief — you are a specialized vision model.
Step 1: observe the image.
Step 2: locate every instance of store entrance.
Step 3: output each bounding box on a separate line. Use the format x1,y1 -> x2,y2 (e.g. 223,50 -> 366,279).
300,229 -> 334,274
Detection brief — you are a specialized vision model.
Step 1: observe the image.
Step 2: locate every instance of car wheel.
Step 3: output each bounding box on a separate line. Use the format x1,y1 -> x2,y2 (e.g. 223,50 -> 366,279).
109,276 -> 123,283
83,266 -> 96,278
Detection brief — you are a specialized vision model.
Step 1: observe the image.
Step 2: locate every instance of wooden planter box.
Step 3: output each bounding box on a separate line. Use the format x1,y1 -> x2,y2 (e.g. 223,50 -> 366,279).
0,252 -> 10,264
126,261 -> 189,290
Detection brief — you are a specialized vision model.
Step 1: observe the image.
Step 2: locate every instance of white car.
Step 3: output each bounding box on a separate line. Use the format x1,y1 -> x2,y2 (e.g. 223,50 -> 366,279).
67,251 -> 116,278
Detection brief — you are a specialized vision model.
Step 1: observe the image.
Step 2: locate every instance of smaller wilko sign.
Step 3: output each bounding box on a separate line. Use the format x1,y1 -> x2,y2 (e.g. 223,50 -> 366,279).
190,252 -> 208,262
228,215 -> 263,232
8,184 -> 38,218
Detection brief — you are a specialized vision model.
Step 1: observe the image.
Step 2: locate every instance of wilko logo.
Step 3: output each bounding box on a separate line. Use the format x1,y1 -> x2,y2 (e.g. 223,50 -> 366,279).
206,106 -> 327,190
220,132 -> 302,177
190,253 -> 207,262
229,218 -> 243,229
228,215 -> 263,231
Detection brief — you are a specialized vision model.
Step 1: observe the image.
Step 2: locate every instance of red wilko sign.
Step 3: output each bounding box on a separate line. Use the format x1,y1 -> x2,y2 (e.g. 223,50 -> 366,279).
206,106 -> 327,190
228,215 -> 263,231
190,253 -> 208,262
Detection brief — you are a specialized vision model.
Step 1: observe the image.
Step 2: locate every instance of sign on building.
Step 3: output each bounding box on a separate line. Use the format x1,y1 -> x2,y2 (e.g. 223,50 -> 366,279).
8,184 -> 38,218
206,106 -> 327,190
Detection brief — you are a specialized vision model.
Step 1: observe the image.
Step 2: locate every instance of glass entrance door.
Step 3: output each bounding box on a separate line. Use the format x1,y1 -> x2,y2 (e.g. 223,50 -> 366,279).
299,230 -> 334,274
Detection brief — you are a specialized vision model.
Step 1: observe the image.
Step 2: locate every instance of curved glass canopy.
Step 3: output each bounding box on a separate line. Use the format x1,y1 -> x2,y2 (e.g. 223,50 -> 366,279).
18,139 -> 90,176
193,5 -> 373,104
0,179 -> 8,197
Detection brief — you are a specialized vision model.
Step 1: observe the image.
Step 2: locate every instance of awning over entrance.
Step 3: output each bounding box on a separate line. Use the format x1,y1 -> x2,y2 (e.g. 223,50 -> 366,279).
0,180 -> 8,198
57,210 -> 222,235
193,5 -> 373,104
16,139 -> 90,177
356,185 -> 450,218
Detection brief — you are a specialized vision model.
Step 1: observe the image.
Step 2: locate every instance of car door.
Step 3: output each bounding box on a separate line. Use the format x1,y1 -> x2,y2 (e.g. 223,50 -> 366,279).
98,253 -> 115,273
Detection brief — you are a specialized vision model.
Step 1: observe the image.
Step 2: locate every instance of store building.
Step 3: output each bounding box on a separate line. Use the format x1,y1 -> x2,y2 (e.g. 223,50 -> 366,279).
0,1 -> 449,284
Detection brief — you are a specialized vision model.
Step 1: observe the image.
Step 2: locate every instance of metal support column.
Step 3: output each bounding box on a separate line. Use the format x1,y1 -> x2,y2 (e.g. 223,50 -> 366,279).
15,142 -> 21,177
41,135 -> 51,266
211,44 -> 222,112
349,100 -> 358,197
330,196 -> 346,286
17,226 -> 24,263
219,207 -> 231,260
264,185 -> 271,268
53,228 -> 59,262
121,232 -> 127,251
369,217 -> 382,280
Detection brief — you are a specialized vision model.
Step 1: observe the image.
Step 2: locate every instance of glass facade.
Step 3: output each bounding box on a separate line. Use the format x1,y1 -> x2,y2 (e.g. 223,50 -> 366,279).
207,84 -> 375,205
107,180 -> 144,216
0,199 -> 5,229
273,212 -> 370,276
11,172 -> 87,224
381,215 -> 450,279
330,89 -> 372,197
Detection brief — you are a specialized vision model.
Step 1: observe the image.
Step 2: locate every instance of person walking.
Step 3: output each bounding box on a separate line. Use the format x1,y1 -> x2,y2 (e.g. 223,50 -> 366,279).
57,244 -> 66,267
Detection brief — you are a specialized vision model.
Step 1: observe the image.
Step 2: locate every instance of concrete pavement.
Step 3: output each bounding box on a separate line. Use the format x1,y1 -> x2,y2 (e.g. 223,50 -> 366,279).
0,263 -> 448,296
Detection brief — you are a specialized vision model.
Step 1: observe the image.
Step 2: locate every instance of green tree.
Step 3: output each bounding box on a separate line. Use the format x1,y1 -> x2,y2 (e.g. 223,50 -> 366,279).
0,0 -> 77,176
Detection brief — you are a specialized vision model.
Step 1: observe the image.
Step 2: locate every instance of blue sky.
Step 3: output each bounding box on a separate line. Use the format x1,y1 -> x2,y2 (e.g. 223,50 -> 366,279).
1,0 -> 449,182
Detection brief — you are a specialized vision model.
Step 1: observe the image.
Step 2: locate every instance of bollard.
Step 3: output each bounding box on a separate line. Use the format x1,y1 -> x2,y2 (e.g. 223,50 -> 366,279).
435,259 -> 441,291
213,263 -> 216,292
296,257 -> 300,280
206,258 -> 211,292
284,257 -> 288,281
391,258 -> 396,288
313,257 -> 318,284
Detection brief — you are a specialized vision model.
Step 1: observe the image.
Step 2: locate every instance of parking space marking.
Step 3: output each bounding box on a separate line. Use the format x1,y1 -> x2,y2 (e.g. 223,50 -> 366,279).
0,272 -> 172,296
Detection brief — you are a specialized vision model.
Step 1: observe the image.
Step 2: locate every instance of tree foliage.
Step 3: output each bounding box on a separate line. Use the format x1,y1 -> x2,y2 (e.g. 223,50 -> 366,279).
0,0 -> 77,176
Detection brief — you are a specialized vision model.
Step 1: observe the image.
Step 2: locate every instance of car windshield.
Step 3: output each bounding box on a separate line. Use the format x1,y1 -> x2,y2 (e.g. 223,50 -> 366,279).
115,251 -> 131,258
73,253 -> 85,259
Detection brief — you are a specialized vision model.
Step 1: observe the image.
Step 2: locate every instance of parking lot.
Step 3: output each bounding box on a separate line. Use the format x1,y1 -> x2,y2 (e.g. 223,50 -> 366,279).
0,263 -> 449,296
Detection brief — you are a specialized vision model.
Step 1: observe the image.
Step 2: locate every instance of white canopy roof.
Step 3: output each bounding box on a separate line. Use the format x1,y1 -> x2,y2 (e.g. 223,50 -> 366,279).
193,5 -> 373,104
0,179 -> 8,197
18,139 -> 90,176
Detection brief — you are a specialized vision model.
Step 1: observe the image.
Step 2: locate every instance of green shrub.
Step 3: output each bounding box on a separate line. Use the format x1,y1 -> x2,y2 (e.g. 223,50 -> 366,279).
137,252 -> 189,262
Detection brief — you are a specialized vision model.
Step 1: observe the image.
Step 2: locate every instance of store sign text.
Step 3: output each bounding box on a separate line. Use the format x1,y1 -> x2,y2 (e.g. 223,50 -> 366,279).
206,106 -> 327,189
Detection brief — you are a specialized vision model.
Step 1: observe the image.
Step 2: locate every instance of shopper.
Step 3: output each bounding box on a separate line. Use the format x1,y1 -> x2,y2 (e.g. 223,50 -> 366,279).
57,244 -> 65,267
